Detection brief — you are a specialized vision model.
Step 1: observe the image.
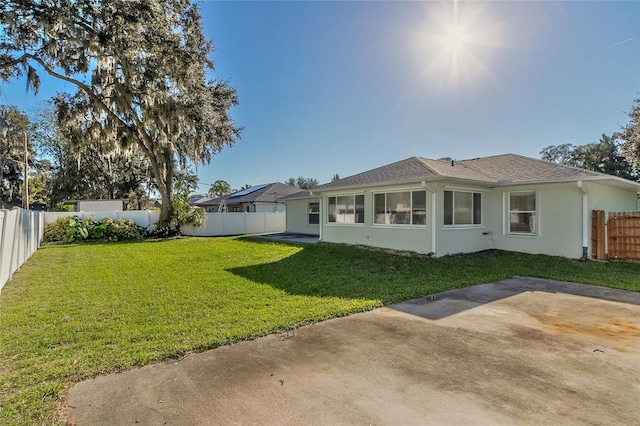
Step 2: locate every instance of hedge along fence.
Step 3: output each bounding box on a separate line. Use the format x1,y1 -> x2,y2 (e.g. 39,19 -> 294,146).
44,210 -> 161,231
0,208 -> 44,293
44,210 -> 286,237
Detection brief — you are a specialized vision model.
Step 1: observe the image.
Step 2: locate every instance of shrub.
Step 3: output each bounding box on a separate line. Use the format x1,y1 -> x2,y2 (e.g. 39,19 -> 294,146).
44,216 -> 75,242
146,227 -> 180,239
111,219 -> 144,240
44,216 -> 145,243
65,216 -> 94,242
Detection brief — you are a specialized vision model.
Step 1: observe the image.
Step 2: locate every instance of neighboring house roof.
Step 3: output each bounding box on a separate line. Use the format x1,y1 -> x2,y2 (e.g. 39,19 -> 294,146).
278,190 -> 319,201
317,154 -> 640,191
194,183 -> 301,206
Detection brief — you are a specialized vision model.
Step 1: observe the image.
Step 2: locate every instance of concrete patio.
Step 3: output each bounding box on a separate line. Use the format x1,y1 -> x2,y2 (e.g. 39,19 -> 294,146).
67,277 -> 640,425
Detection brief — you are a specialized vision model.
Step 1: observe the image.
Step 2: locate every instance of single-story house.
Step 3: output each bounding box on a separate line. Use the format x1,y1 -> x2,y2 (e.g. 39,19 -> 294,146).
290,154 -> 640,259
193,183 -> 300,213
279,191 -> 320,236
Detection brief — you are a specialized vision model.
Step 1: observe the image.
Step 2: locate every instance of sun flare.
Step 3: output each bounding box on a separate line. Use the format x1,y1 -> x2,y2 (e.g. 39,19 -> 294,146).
444,26 -> 467,53
409,1 -> 506,91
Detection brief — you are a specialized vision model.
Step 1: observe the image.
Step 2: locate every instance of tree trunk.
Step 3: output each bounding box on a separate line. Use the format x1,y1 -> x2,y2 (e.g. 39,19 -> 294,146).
156,180 -> 173,229
154,148 -> 175,229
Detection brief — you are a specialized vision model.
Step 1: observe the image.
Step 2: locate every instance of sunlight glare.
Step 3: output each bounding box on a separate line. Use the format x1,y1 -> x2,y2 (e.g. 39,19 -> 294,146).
444,26 -> 467,53
408,1 -> 507,93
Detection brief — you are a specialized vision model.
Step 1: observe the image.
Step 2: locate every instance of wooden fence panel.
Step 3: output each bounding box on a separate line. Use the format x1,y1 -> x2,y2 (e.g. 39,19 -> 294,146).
607,211 -> 640,261
591,210 -> 606,260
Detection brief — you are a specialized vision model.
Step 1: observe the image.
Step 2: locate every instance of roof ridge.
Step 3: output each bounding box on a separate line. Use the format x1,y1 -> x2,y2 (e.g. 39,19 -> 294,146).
334,156 -> 428,181
448,155 -> 501,182
507,153 -> 603,176
414,157 -> 446,177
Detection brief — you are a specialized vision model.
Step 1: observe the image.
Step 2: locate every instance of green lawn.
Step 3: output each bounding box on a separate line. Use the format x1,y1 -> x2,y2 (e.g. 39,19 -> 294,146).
1,237 -> 639,425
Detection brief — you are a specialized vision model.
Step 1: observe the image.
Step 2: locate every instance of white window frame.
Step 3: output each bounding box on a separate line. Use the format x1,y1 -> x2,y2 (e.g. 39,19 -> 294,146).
507,191 -> 537,235
372,190 -> 427,227
308,202 -> 319,225
326,194 -> 365,225
443,190 -> 483,228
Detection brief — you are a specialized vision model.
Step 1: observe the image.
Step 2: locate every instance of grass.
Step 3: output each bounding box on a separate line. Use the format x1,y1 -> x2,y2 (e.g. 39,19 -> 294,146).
1,237 -> 639,425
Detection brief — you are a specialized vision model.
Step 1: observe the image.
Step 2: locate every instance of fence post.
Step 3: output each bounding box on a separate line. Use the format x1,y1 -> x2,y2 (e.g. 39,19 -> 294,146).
591,210 -> 606,259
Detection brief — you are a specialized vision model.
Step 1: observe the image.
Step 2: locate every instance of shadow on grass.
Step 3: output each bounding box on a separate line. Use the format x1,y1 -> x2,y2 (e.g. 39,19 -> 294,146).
227,243 -> 518,305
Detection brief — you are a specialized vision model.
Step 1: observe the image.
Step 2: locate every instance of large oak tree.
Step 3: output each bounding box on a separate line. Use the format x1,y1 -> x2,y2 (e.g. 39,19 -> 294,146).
0,0 -> 241,226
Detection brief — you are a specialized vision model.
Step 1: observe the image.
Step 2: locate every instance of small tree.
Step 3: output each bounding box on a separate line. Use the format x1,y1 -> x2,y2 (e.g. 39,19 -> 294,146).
172,178 -> 206,234
208,180 -> 232,197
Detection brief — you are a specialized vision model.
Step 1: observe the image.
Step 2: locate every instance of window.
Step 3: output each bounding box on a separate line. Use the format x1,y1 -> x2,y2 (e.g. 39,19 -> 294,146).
509,191 -> 536,234
373,190 -> 426,226
327,195 -> 364,224
308,202 -> 319,225
444,190 -> 482,226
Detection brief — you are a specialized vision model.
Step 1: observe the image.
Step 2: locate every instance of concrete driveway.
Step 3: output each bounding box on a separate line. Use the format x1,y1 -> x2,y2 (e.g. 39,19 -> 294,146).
67,277 -> 640,425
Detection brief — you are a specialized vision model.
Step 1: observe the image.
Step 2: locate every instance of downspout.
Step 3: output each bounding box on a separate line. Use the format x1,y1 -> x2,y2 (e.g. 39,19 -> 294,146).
577,181 -> 588,261
422,181 -> 437,256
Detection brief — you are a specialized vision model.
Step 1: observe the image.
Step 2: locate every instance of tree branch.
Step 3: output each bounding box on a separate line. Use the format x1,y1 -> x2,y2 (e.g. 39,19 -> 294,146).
0,53 -> 30,69
22,53 -> 158,167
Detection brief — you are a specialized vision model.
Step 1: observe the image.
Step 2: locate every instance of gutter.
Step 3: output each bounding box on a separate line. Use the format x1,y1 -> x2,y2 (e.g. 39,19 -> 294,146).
422,181 -> 437,256
577,181 -> 588,261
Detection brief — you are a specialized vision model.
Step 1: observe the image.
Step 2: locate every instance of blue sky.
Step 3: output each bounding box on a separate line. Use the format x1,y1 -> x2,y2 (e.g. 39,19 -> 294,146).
1,1 -> 639,194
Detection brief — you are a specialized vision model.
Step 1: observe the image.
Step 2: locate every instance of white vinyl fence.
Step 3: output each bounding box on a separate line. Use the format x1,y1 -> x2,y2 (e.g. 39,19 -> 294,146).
181,212 -> 286,236
43,210 -> 286,237
0,208 -> 45,293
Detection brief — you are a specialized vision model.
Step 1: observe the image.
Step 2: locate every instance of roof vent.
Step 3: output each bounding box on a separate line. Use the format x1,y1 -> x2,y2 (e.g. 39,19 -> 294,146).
451,160 -> 455,167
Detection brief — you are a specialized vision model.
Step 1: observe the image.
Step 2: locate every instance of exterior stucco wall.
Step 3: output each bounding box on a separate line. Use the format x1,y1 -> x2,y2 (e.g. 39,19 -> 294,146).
319,179 -> 639,259
432,183 -> 492,256
285,198 -> 320,236
486,182 -> 584,258
584,182 -> 638,212
321,184 -> 433,254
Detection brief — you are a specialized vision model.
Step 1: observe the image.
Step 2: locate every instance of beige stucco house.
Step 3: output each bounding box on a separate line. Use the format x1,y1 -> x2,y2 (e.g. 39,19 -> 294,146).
295,154 -> 640,259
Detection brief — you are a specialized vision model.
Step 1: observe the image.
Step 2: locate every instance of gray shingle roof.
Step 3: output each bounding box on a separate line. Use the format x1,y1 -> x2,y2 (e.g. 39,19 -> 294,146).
317,153 -> 624,190
458,154 -> 602,183
317,157 -> 439,189
278,190 -> 319,201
